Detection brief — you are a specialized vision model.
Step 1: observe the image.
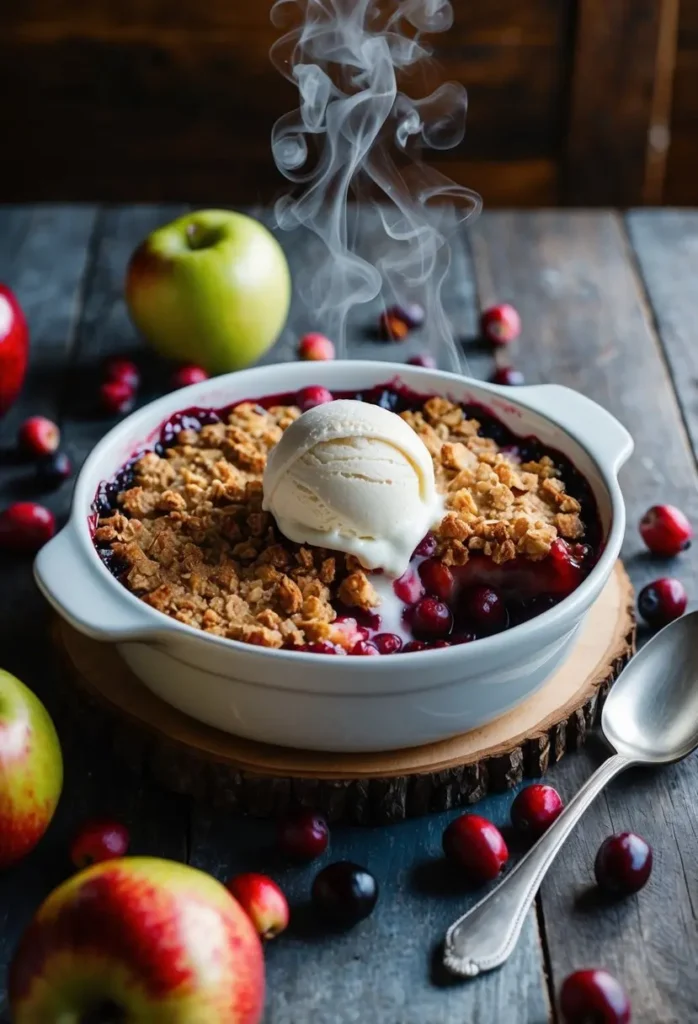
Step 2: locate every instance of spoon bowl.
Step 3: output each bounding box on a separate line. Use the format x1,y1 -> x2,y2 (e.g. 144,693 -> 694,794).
603,610 -> 698,764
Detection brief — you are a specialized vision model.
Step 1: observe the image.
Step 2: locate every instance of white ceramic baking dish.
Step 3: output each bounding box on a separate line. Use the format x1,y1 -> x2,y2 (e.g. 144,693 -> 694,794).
35,361 -> 633,752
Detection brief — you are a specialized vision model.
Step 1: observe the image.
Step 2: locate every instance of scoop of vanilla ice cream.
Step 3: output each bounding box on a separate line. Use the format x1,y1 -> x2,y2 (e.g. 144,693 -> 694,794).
262,399 -> 442,577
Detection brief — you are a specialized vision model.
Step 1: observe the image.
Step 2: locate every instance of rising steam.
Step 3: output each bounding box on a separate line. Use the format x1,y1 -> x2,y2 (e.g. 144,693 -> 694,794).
270,0 -> 481,371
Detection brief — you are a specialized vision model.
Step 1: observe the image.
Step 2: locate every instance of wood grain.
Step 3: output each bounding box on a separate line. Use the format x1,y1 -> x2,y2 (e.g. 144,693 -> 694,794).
468,209 -> 698,1021
665,0 -> 698,204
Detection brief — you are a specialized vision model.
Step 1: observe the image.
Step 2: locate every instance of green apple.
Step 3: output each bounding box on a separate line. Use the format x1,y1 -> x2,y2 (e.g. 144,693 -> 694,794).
125,210 -> 291,373
0,669 -> 63,868
10,857 -> 265,1023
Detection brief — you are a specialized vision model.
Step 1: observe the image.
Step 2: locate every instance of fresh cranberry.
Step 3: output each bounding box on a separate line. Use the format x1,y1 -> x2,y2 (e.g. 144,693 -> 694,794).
461,586 -> 508,634
278,810 -> 329,861
491,366 -> 525,386
172,365 -> 209,390
100,380 -> 135,415
407,353 -> 436,368
70,818 -> 130,869
351,640 -> 379,656
226,873 -> 289,940
402,640 -> 428,652
104,357 -> 140,390
298,332 -> 335,361
411,597 -> 453,640
312,861 -> 378,928
418,558 -> 454,600
0,502 -> 55,552
378,309 -> 409,341
372,633 -> 403,654
36,451 -> 72,489
594,832 -> 653,896
639,504 -> 692,556
413,532 -> 437,558
393,567 -> 425,605
559,969 -> 631,1023
638,577 -> 687,627
296,385 -> 334,412
19,416 -> 60,456
480,304 -> 521,346
511,784 -> 564,841
442,814 -> 509,883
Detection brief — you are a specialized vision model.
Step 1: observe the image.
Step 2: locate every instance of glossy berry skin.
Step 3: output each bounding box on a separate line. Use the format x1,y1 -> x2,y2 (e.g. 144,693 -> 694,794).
36,451 -> 72,489
372,632 -> 403,654
461,586 -> 508,634
378,310 -> 409,341
511,784 -> 564,841
443,814 -> 509,883
559,969 -> 631,1023
480,304 -> 521,346
411,597 -> 453,640
0,502 -> 55,552
104,357 -> 140,390
594,832 -> 653,897
639,504 -> 692,556
70,818 -> 130,870
407,353 -> 436,368
0,284 -> 29,417
402,640 -> 428,653
296,385 -> 334,412
19,416 -> 60,456
418,558 -> 454,601
638,577 -> 687,627
171,364 -> 209,390
351,640 -> 379,656
491,366 -> 525,386
298,332 -> 335,361
226,872 -> 290,940
312,861 -> 378,928
100,379 -> 135,415
277,809 -> 329,861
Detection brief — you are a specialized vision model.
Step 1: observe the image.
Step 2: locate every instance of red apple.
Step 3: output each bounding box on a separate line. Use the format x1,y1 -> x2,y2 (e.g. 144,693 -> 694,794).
9,857 -> 265,1023
0,284 -> 29,416
0,669 -> 63,868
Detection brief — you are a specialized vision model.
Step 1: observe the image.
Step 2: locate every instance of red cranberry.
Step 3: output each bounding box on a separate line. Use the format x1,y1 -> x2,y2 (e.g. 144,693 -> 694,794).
226,872 -> 289,940
36,451 -> 72,489
560,969 -> 631,1023
480,304 -> 521,346
378,310 -> 409,341
104,357 -> 140,390
312,861 -> 378,928
70,818 -> 130,869
407,353 -> 436,368
491,366 -> 525,386
413,532 -> 437,558
402,640 -> 428,652
639,504 -> 692,556
443,814 -> 509,883
296,385 -> 334,412
278,810 -> 329,861
461,586 -> 508,634
393,567 -> 425,605
594,832 -> 653,897
298,332 -> 335,361
100,380 -> 135,415
172,365 -> 209,390
451,632 -> 476,645
411,597 -> 453,640
19,416 -> 60,456
351,640 -> 379,656
372,632 -> 403,654
511,784 -> 564,841
0,502 -> 55,552
418,558 -> 454,601
304,641 -> 342,654
638,577 -> 687,627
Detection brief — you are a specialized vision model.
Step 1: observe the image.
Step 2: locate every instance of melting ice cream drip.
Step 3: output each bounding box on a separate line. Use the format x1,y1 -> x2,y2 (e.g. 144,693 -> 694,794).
270,0 -> 481,369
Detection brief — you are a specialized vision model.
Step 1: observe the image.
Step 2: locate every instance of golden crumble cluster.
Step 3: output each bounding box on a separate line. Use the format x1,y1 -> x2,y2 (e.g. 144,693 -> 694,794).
94,396 -> 585,650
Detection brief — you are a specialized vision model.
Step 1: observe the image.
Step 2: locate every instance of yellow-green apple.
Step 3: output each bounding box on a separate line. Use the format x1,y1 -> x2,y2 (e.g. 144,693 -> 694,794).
126,210 -> 291,374
0,669 -> 62,868
9,856 -> 265,1023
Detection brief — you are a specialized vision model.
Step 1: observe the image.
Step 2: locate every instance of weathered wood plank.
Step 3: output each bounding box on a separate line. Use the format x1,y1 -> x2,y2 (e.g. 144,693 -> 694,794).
468,210 -> 698,1020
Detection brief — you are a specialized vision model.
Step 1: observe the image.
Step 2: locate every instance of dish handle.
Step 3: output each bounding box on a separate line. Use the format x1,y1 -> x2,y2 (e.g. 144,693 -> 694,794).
514,385 -> 634,475
34,524 -> 173,644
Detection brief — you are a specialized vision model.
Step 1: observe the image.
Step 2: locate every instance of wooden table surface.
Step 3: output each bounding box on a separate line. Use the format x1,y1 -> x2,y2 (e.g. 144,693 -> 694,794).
1,206 -> 697,1023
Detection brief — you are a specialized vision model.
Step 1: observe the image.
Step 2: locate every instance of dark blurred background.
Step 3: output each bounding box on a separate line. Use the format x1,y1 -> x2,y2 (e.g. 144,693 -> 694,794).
3,0 -> 695,207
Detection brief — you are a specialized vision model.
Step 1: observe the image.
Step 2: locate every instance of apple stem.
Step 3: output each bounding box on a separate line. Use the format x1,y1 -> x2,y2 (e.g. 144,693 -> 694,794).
185,222 -> 220,251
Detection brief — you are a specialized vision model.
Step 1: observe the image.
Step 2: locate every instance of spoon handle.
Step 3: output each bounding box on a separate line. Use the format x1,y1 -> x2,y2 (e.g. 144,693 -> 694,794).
443,753 -> 631,978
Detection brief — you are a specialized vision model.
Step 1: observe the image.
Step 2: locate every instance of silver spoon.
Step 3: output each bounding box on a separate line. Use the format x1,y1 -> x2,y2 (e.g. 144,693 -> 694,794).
443,609 -> 698,978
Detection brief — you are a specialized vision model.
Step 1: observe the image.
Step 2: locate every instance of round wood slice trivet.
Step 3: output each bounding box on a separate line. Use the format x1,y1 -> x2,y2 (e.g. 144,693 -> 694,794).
54,561 -> 635,825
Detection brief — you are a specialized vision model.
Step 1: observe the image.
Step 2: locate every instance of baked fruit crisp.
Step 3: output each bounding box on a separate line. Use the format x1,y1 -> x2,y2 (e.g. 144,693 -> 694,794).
92,383 -> 600,655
